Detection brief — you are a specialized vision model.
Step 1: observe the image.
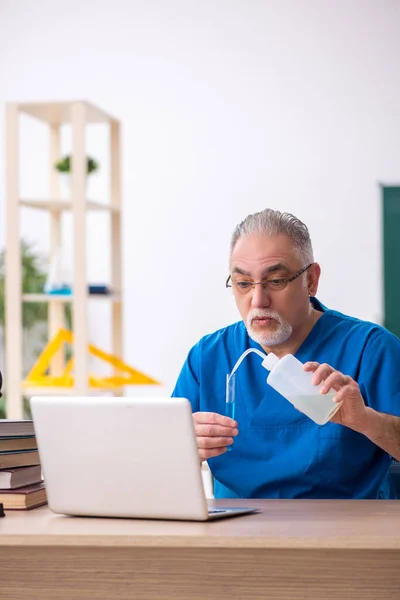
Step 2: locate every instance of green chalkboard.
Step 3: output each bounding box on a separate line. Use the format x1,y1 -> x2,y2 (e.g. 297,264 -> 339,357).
382,186 -> 400,339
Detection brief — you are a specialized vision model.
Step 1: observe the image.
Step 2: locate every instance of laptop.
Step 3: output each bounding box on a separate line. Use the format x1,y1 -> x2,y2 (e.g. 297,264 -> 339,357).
30,396 -> 260,521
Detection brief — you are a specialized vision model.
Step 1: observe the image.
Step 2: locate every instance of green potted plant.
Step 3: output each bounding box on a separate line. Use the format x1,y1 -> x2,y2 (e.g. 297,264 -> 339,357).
0,240 -> 49,418
55,155 -> 99,198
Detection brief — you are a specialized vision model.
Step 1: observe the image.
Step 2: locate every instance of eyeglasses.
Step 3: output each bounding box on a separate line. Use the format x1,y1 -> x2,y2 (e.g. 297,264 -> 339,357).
225,263 -> 313,295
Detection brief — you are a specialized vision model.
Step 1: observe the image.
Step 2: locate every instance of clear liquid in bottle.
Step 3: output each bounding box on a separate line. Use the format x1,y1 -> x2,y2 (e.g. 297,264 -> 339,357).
288,391 -> 341,425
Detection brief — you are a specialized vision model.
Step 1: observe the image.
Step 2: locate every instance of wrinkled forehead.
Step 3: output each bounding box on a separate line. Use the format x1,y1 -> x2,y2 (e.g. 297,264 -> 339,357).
230,233 -> 302,274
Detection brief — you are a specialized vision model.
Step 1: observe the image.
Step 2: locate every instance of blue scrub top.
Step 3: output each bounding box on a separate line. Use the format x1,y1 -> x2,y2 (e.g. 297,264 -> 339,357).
172,299 -> 400,499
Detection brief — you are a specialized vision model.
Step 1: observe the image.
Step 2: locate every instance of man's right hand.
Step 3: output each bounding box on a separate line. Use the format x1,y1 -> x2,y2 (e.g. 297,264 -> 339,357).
192,412 -> 239,461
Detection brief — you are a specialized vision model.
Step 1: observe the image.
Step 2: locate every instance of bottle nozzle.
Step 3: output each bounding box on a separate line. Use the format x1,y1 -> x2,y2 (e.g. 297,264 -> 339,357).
261,352 -> 279,371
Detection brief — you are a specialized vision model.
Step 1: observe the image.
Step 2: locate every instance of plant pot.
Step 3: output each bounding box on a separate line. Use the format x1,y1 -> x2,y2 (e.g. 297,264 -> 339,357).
60,174 -> 71,200
59,174 -> 89,200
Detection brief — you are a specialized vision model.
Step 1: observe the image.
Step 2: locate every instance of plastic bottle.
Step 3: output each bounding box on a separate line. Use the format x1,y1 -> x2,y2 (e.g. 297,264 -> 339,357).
262,353 -> 342,426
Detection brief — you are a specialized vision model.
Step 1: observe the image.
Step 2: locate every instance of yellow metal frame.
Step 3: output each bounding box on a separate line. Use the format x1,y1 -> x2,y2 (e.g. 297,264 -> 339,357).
23,329 -> 159,390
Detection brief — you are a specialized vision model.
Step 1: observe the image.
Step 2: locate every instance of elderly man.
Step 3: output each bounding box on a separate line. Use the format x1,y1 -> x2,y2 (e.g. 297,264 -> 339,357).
172,208 -> 400,499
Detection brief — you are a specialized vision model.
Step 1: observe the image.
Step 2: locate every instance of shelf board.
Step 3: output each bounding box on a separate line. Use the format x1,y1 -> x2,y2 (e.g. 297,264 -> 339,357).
22,386 -> 123,397
22,294 -> 121,303
19,199 -> 120,213
18,101 -> 116,125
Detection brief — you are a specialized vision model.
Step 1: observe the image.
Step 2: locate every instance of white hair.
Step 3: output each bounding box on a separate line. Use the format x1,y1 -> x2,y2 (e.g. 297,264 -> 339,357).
230,208 -> 314,263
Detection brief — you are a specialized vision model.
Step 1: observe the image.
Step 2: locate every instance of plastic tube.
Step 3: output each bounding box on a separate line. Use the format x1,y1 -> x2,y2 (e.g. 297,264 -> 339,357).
225,348 -> 267,450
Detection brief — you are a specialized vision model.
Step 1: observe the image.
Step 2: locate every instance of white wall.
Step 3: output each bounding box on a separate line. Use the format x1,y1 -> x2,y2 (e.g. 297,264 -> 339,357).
1,0 -> 400,393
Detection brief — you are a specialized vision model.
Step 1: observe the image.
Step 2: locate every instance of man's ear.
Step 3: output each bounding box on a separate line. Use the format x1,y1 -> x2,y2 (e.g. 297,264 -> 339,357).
308,263 -> 321,297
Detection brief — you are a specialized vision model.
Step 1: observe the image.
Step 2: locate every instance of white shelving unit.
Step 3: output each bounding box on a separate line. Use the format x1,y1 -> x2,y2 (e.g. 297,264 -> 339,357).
5,101 -> 123,418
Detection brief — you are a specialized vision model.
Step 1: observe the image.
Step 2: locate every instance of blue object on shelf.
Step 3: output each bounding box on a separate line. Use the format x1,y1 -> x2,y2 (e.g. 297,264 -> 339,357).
89,284 -> 111,295
46,286 -> 72,295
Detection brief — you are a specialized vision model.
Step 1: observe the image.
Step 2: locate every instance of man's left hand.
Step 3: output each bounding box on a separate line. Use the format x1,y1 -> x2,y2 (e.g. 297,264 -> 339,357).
303,362 -> 368,431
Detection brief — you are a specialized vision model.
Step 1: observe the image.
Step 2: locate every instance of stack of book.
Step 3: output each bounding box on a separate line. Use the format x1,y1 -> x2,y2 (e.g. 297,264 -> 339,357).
0,420 -> 47,510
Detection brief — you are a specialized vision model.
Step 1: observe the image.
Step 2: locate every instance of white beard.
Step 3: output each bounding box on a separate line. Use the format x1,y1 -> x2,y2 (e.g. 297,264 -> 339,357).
246,308 -> 293,347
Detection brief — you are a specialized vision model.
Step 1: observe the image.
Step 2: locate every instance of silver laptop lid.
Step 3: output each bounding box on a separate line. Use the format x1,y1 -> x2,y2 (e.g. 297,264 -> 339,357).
30,396 -> 209,520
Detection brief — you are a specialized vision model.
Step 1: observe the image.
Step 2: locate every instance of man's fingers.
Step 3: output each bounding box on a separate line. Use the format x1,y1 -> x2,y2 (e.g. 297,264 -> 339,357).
303,361 -> 319,372
199,447 -> 227,461
197,436 -> 234,449
193,411 -> 237,428
304,361 -> 333,383
193,412 -> 238,463
330,381 -> 359,402
194,424 -> 238,437
304,362 -> 354,392
320,371 -> 349,393
310,363 -> 335,386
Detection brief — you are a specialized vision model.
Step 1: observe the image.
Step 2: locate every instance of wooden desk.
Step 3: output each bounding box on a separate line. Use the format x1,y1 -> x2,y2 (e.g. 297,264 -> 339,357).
1,499 -> 400,600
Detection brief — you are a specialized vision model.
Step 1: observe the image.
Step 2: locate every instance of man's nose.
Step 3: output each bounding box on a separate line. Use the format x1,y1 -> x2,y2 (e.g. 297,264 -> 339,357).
250,283 -> 271,308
